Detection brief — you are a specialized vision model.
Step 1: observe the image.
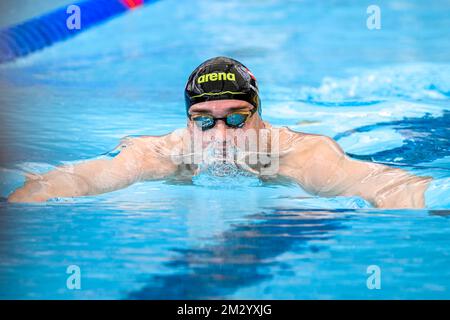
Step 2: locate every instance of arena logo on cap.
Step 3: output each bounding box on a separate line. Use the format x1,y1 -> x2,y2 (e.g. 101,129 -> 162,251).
197,72 -> 236,84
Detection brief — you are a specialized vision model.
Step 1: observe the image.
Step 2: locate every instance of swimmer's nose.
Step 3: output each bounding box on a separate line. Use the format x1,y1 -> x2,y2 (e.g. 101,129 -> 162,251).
211,120 -> 228,142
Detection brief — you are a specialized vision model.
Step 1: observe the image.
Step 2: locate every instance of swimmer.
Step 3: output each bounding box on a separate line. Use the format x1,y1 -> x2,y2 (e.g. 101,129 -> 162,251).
8,57 -> 432,208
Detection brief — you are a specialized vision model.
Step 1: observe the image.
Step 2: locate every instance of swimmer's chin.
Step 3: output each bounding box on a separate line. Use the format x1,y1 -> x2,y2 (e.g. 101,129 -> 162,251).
194,160 -> 258,178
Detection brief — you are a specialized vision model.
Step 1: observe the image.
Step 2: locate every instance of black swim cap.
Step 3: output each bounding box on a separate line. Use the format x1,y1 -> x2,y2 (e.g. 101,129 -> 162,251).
184,57 -> 261,116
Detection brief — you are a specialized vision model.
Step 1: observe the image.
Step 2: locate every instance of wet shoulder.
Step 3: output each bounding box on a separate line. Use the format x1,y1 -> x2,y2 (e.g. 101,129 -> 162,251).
277,127 -> 338,156
119,130 -> 187,158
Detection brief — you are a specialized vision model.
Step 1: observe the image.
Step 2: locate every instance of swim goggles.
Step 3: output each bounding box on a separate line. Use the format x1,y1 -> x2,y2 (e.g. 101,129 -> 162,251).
189,109 -> 256,131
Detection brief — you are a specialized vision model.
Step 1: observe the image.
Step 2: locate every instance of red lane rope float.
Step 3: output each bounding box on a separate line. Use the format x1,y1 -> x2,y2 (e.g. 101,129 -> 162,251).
121,0 -> 145,9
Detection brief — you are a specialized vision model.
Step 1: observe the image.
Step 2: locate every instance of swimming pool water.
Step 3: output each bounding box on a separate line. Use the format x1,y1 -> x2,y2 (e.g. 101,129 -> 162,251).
0,0 -> 449,299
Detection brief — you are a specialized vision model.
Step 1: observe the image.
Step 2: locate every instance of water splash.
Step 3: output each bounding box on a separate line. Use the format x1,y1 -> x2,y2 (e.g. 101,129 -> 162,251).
192,141 -> 262,188
298,64 -> 450,101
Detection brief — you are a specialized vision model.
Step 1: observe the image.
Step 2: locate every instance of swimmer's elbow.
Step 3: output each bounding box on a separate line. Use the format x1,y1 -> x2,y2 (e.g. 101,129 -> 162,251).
7,194 -> 46,203
371,175 -> 432,209
7,184 -> 50,203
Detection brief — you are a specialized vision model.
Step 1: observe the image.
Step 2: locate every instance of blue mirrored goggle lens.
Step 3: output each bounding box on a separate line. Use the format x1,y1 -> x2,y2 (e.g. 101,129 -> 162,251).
226,113 -> 248,127
192,112 -> 251,131
193,116 -> 215,130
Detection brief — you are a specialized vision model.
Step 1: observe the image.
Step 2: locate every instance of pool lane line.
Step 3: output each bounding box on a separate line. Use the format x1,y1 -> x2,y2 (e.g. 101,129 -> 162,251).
0,0 -> 158,64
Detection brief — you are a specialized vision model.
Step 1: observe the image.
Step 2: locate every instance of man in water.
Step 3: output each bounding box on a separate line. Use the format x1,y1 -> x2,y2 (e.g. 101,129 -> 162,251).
8,57 -> 431,208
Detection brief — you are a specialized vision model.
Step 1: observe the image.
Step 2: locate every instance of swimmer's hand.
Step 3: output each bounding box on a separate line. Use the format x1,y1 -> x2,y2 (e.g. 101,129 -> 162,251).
7,136 -> 177,203
6,160 -> 133,203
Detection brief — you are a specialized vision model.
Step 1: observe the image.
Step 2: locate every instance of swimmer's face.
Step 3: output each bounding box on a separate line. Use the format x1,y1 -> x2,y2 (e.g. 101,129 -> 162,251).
187,100 -> 262,145
185,100 -> 269,170
188,100 -> 264,159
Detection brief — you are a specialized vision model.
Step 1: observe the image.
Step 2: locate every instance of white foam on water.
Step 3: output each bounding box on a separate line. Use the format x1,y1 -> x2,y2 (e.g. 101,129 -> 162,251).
298,63 -> 450,101
192,141 -> 262,188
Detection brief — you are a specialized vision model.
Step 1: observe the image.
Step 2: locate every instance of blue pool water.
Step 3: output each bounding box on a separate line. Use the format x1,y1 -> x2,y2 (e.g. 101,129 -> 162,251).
0,0 -> 450,299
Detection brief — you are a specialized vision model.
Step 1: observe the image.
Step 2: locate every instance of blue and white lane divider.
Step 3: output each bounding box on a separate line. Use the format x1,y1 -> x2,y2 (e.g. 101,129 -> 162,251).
0,0 -> 156,64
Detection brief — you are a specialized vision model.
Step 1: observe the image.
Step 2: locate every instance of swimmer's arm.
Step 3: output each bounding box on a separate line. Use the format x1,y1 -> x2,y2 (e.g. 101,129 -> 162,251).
7,137 -> 175,203
284,136 -> 432,208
